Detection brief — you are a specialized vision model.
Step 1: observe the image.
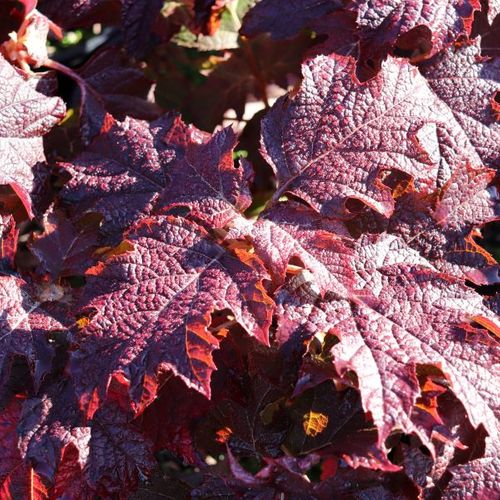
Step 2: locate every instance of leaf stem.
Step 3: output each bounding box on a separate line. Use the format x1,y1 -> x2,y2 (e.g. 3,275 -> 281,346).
240,36 -> 269,109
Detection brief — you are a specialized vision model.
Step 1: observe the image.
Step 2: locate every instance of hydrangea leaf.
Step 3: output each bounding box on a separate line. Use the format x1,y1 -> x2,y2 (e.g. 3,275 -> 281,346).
275,233 -> 499,447
284,381 -> 399,471
0,214 -> 18,269
71,216 -> 273,414
121,0 -> 163,56
0,275 -> 66,393
0,54 -> 65,213
419,40 -> 500,168
354,0 -> 480,65
444,451 -> 499,498
229,202 -> 353,294
19,379 -> 155,498
37,0 -> 121,29
241,0 -> 345,39
0,396 -> 48,499
60,115 -> 252,241
388,163 -> 499,284
262,53 -> 482,219
29,207 -> 99,279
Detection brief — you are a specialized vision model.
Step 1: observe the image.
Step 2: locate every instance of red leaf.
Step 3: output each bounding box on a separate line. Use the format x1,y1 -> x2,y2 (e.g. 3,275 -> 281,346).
284,381 -> 399,471
29,207 -> 99,279
419,40 -> 499,168
0,54 -> 65,214
0,275 -> 66,393
241,0 -> 345,39
60,115 -> 251,240
71,216 -> 273,414
275,232 -> 499,448
354,0 -> 480,68
443,451 -> 499,498
262,53 -> 482,219
387,162 -> 499,284
229,202 -> 353,294
0,214 -> 18,268
0,396 -> 48,499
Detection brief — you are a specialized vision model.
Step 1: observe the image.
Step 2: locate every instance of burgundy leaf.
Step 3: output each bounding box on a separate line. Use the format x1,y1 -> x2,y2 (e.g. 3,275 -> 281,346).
0,54 -> 65,213
241,0 -> 345,39
284,381 -> 398,471
0,396 -> 50,499
0,275 -> 66,393
229,202 -> 353,294
77,47 -> 161,123
419,39 -> 500,168
197,367 -> 289,460
156,117 -> 253,228
66,46 -> 162,143
136,376 -> 209,463
0,396 -> 33,498
37,0 -> 121,29
388,163 -> 499,284
354,0 -> 480,67
315,464 -> 421,499
262,53 -> 482,219
276,233 -> 499,447
193,450 -> 319,499
29,207 -> 99,279
121,0 -> 163,56
60,115 -> 251,240
18,380 -> 87,483
443,450 -> 499,498
19,378 -> 155,498
85,403 -> 156,497
71,216 -> 273,414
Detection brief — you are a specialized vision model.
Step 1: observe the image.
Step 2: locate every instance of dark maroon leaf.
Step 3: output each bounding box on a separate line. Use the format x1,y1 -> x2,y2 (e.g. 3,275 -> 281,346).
241,0 -> 345,39
77,47 -> 161,123
18,379 -> 86,483
354,0 -> 480,68
70,46 -> 162,142
197,368 -> 289,460
284,381 -> 398,471
29,207 -> 99,279
121,0 -> 163,56
275,233 -> 499,448
262,53 -> 482,219
388,163 -> 499,284
0,214 -> 18,269
85,403 -> 156,497
0,396 -> 49,499
60,115 -> 252,240
19,378 -> 156,497
0,54 -> 65,214
71,216 -> 273,414
136,376 -> 209,463
315,464 -> 421,499
37,0 -> 121,29
0,275 -> 66,394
